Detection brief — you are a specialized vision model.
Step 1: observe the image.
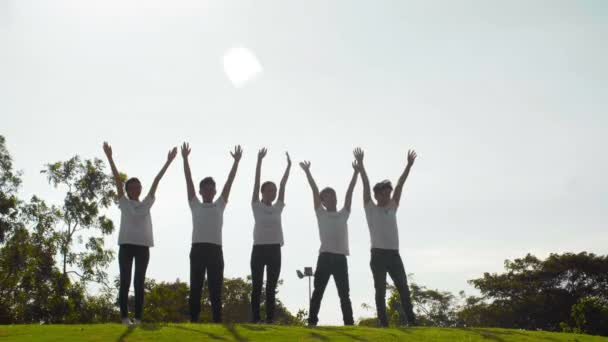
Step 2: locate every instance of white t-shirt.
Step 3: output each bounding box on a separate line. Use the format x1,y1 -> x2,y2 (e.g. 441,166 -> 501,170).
189,197 -> 226,245
315,207 -> 350,255
252,200 -> 285,246
118,195 -> 155,247
364,200 -> 399,250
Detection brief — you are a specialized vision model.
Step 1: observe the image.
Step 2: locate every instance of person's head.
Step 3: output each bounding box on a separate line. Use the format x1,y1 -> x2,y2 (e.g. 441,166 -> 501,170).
373,180 -> 393,206
199,177 -> 217,202
260,181 -> 277,203
320,187 -> 337,211
125,177 -> 142,200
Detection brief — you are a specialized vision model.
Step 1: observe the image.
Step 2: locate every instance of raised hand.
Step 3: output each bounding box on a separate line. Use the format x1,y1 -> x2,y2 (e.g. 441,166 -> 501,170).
103,141 -> 123,198
354,147 -> 371,205
353,147 -> 364,163
258,148 -> 267,161
393,149 -> 418,205
167,147 -> 178,162
407,149 -> 417,166
149,147 -> 177,199
231,145 -> 243,162
279,151 -> 292,203
181,142 -> 191,159
299,160 -> 311,171
300,160 -> 320,208
181,142 -> 195,201
222,145 -> 243,203
103,142 -> 113,158
285,152 -> 292,167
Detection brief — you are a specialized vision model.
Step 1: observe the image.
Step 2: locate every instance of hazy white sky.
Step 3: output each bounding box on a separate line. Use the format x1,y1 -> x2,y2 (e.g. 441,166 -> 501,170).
1,0 -> 607,325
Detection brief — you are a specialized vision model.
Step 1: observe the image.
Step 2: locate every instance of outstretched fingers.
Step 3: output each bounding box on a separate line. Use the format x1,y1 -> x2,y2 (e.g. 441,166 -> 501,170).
181,142 -> 191,158
231,145 -> 243,161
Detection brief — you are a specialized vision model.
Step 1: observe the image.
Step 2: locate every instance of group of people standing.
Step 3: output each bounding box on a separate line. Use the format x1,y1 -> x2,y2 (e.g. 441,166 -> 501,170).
102,142 -> 418,328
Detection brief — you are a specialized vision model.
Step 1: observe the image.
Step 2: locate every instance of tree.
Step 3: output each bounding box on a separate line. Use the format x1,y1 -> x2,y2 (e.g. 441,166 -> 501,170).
408,283 -> 460,327
1,136 -> 121,323
41,156 -> 117,286
570,297 -> 608,336
143,278 -> 190,322
0,135 -> 21,243
465,252 -> 608,334
0,135 -> 75,323
383,283 -> 461,327
358,282 -> 463,327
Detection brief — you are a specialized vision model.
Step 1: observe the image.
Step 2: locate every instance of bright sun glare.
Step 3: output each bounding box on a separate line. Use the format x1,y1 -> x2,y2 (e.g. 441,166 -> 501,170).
222,46 -> 263,88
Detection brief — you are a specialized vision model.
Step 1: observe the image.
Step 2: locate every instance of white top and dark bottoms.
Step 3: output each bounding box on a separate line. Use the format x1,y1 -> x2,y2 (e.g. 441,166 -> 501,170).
188,196 -> 226,323
117,195 -> 155,320
364,199 -> 417,327
307,207 -> 355,326
250,200 -> 285,323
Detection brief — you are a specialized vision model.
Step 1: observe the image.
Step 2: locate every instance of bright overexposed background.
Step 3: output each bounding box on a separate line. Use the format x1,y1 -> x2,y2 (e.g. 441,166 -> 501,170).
1,0 -> 607,325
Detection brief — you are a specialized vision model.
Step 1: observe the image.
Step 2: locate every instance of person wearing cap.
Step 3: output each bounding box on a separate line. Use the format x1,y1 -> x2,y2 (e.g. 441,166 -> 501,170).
299,158 -> 359,327
353,147 -> 418,327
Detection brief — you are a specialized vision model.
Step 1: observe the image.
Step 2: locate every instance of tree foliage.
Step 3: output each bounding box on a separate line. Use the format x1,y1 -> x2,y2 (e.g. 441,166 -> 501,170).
41,155 -> 117,286
464,252 -> 608,334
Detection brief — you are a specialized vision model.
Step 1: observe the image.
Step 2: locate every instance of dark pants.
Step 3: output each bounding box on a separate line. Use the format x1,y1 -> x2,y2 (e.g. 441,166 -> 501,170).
189,243 -> 224,323
308,252 -> 354,326
370,248 -> 417,326
250,244 -> 281,323
118,244 -> 150,320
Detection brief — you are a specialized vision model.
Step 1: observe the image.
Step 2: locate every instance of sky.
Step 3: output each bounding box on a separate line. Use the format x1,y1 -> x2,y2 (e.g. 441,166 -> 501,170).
1,0 -> 607,325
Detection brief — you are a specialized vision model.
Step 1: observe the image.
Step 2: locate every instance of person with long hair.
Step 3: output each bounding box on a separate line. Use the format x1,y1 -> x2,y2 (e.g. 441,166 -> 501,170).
103,142 -> 177,325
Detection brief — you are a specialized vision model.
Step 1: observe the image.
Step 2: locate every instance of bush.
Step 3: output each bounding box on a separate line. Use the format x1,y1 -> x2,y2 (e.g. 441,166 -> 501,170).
571,297 -> 608,336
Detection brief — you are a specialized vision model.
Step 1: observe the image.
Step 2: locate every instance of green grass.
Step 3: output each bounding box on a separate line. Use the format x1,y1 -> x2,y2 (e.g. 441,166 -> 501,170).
1,324 -> 606,341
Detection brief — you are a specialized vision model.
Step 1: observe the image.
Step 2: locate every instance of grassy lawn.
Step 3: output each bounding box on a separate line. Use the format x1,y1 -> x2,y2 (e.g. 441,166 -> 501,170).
0,323 -> 606,341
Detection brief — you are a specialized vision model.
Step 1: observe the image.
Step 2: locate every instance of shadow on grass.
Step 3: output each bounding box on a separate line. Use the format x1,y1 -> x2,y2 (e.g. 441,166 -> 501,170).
317,327 -> 370,341
395,327 -> 415,334
223,324 -> 249,342
139,322 -> 166,331
474,328 -> 562,342
170,325 -> 228,340
240,324 -> 267,331
455,328 -> 507,342
116,322 -> 166,341
309,331 -> 330,341
117,325 -> 135,342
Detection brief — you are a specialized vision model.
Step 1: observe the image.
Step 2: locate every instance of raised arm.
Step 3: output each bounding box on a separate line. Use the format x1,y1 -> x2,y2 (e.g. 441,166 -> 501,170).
221,145 -> 242,203
299,161 -> 321,209
343,161 -> 360,212
392,149 -> 417,206
252,148 -> 267,203
354,147 -> 372,205
103,142 -> 124,199
181,142 -> 196,201
147,147 -> 178,199
278,152 -> 291,203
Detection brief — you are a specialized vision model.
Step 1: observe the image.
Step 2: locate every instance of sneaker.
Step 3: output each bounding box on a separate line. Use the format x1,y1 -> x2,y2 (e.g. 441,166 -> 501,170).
133,318 -> 142,325
121,318 -> 132,325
